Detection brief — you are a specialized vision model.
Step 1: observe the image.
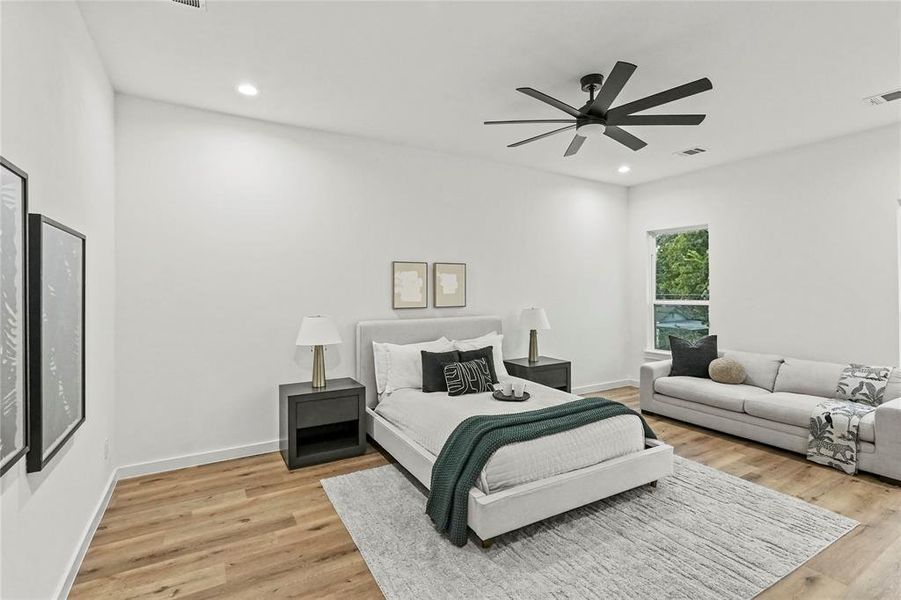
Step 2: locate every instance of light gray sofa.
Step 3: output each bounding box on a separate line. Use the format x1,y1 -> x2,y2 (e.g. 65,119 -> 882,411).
640,351 -> 901,481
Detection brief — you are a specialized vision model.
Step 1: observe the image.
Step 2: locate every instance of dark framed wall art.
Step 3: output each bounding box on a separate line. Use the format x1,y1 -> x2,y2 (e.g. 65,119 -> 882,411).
0,157 -> 29,476
27,215 -> 86,472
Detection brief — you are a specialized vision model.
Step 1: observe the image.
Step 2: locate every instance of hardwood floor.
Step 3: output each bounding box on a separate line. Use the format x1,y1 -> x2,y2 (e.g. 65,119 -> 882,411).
72,387 -> 901,599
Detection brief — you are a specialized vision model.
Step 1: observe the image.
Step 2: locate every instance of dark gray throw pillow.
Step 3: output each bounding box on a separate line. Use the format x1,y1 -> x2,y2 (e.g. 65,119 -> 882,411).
458,346 -> 499,383
444,358 -> 494,396
421,350 -> 461,392
669,335 -> 718,378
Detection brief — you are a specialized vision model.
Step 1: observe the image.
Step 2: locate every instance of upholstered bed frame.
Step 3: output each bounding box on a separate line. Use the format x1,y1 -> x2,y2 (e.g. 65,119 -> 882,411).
356,316 -> 673,545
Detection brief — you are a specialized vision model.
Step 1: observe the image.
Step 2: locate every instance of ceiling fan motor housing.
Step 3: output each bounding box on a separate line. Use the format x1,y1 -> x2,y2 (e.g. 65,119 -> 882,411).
580,73 -> 605,93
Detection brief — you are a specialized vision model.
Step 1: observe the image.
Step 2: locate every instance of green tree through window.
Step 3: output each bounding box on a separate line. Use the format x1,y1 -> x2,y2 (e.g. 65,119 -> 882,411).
652,228 -> 709,350
656,229 -> 709,300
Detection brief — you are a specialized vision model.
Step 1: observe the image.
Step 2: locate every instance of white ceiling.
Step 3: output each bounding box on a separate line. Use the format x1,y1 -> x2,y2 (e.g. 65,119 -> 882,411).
79,1 -> 901,185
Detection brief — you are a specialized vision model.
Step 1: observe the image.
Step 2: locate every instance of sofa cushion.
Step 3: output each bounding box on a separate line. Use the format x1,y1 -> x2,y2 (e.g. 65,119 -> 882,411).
744,392 -> 822,428
654,376 -> 769,413
773,358 -> 845,398
743,392 -> 876,444
655,394 -> 808,436
722,350 -> 784,391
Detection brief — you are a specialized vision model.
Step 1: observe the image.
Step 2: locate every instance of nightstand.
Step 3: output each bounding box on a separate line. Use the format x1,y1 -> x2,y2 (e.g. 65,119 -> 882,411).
278,377 -> 366,470
504,357 -> 572,393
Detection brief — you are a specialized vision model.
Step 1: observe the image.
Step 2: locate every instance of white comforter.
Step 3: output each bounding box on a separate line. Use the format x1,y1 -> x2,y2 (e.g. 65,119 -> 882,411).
373,377 -> 645,494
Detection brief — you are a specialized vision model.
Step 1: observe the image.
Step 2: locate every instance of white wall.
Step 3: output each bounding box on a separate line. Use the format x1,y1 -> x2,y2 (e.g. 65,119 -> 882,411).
627,124 -> 901,378
0,2 -> 117,599
114,96 -> 629,468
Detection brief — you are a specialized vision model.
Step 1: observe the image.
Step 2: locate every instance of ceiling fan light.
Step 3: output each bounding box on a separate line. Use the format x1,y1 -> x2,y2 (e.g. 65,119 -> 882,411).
577,122 -> 606,137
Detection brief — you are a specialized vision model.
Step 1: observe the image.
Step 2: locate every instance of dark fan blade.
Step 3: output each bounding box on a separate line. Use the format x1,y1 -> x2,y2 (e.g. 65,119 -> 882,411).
516,88 -> 584,118
606,78 -> 712,120
484,119 -> 577,125
508,124 -> 576,148
587,61 -> 636,116
564,134 -> 586,157
603,126 -> 647,151
606,114 -> 706,126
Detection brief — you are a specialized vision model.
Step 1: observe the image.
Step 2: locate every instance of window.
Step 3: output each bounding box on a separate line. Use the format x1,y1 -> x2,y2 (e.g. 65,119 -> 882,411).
649,226 -> 709,351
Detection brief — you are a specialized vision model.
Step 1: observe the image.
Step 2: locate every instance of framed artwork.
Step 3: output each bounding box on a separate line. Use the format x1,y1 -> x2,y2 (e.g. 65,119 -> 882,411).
27,215 -> 86,472
0,157 -> 29,476
392,261 -> 427,309
434,262 -> 466,308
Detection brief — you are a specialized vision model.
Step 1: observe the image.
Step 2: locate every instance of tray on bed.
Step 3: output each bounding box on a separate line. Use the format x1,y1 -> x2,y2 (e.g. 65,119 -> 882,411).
492,390 -> 530,402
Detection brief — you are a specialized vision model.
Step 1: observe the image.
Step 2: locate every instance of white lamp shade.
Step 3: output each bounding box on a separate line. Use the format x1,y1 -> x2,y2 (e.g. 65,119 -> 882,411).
520,307 -> 550,330
296,316 -> 342,346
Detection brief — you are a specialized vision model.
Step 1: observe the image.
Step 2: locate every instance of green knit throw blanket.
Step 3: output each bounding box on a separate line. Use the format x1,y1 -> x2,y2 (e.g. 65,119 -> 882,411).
425,397 -> 657,546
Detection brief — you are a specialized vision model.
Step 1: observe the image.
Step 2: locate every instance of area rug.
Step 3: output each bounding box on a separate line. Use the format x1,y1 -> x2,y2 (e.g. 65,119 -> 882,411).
321,456 -> 856,600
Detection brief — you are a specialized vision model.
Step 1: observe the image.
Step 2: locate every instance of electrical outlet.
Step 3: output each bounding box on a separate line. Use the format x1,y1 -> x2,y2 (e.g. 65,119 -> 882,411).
103,437 -> 110,460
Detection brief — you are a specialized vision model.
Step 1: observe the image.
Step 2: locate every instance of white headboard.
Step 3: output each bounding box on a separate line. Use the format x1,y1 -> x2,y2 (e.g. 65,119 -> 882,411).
356,316 -> 503,408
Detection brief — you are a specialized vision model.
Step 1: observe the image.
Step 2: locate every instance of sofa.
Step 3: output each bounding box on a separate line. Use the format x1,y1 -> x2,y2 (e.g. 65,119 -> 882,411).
640,350 -> 901,481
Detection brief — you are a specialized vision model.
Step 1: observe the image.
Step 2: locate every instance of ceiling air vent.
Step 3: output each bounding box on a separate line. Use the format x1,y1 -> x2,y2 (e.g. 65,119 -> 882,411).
864,88 -> 901,105
674,147 -> 707,157
170,0 -> 206,10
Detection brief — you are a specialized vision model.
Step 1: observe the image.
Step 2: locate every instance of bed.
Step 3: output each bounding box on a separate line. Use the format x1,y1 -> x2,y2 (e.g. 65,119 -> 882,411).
357,316 -> 673,545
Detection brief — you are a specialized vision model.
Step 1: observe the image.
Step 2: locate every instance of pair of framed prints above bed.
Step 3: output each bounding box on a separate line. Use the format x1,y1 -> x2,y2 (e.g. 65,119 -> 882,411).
392,261 -> 466,309
0,156 -> 87,477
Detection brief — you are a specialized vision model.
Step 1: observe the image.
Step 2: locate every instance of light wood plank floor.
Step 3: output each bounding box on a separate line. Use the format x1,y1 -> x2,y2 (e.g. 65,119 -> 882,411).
72,387 -> 901,599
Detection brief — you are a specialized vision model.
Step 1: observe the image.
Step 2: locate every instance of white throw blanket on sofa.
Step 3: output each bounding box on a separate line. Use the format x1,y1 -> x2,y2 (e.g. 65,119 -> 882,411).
808,363 -> 893,474
807,400 -> 875,474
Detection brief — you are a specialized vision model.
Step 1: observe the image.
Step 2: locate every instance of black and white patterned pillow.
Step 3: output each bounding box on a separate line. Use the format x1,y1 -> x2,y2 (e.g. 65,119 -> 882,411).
835,363 -> 893,406
444,358 -> 494,396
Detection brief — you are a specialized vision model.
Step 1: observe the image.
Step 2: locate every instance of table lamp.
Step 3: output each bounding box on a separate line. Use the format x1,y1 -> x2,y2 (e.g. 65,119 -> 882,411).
520,307 -> 550,363
296,315 -> 342,388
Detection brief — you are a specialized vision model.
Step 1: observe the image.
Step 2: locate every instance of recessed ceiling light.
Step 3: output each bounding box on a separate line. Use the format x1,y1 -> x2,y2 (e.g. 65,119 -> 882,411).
617,165 -> 631,174
236,83 -> 258,97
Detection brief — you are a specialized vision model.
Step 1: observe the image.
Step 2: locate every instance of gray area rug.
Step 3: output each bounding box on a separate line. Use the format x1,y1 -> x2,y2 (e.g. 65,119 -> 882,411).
322,456 -> 856,600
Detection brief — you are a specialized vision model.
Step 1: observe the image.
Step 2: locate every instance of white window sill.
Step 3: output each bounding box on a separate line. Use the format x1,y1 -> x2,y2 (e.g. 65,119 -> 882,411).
644,348 -> 672,361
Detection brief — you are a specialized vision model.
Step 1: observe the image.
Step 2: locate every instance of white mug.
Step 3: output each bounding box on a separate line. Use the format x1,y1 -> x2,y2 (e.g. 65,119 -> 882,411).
513,381 -> 526,398
502,381 -> 513,396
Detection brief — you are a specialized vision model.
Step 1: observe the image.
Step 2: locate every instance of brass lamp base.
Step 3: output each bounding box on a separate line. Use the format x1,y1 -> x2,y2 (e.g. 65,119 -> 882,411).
528,329 -> 539,363
312,345 -> 326,388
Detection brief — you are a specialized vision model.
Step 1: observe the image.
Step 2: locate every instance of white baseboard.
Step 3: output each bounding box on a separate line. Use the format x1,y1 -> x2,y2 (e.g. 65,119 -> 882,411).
118,438 -> 280,480
56,468 -> 118,600
59,439 -> 280,598
573,379 -> 639,395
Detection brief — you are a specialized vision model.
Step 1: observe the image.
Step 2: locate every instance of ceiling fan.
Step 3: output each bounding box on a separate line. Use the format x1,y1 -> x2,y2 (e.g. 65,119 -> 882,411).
485,61 -> 712,156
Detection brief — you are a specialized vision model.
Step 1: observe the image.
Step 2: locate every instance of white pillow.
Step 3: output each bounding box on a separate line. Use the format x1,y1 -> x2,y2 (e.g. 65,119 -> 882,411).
454,332 -> 508,378
373,337 -> 454,394
372,341 -> 391,394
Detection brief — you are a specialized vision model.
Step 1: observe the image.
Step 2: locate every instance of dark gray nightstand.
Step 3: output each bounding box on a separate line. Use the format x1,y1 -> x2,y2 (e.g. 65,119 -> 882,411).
504,357 -> 572,393
278,377 -> 366,470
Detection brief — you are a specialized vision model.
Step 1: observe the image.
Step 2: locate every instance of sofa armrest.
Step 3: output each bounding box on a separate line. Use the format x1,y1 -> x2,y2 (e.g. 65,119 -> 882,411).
875,397 -> 901,452
639,360 -> 672,412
